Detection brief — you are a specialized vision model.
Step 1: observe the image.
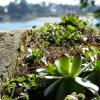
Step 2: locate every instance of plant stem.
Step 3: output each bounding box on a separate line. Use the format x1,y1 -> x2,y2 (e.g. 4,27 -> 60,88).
11,83 -> 16,99
12,95 -> 27,100
78,60 -> 95,76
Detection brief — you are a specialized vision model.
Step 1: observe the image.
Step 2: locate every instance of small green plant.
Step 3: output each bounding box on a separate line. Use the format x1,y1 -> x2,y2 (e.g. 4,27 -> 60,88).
37,54 -> 99,100
1,74 -> 39,100
38,14 -> 88,47
64,92 -> 85,100
32,48 -> 43,59
60,13 -> 86,29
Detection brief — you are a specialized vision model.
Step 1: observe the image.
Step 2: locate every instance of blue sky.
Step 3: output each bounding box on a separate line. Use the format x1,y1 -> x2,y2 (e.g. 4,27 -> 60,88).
0,0 -> 100,6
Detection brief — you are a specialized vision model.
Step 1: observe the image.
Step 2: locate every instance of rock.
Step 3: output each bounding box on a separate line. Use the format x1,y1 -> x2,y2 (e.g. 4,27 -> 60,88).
0,29 -> 34,82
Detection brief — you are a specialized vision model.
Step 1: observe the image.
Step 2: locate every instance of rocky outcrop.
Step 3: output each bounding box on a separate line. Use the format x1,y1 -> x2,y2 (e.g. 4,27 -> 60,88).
0,29 -> 33,82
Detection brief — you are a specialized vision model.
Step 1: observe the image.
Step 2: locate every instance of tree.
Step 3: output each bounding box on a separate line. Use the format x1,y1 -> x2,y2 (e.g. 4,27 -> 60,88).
0,6 -> 5,14
80,0 -> 95,8
80,0 -> 100,18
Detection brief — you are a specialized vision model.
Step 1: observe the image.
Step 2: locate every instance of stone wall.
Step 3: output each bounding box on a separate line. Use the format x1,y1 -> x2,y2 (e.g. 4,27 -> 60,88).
0,29 -> 33,82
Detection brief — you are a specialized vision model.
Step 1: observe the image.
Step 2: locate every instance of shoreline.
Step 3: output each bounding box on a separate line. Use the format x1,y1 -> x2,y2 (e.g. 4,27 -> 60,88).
0,17 -> 99,32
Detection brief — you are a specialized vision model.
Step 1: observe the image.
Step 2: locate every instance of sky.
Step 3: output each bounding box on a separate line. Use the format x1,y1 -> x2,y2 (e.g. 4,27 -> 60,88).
0,0 -> 100,6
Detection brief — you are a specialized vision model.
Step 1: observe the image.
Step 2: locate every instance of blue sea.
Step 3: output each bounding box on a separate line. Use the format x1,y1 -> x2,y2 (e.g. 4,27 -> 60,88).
0,17 -> 99,32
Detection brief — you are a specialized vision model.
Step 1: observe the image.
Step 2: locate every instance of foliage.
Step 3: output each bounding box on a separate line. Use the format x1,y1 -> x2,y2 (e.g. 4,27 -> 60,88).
32,48 -> 43,59
95,9 -> 100,18
80,0 -> 95,8
60,14 -> 86,29
38,14 -> 89,48
64,92 -> 85,100
1,74 -> 39,100
37,54 -> 99,100
27,14 -> 99,100
80,0 -> 89,8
